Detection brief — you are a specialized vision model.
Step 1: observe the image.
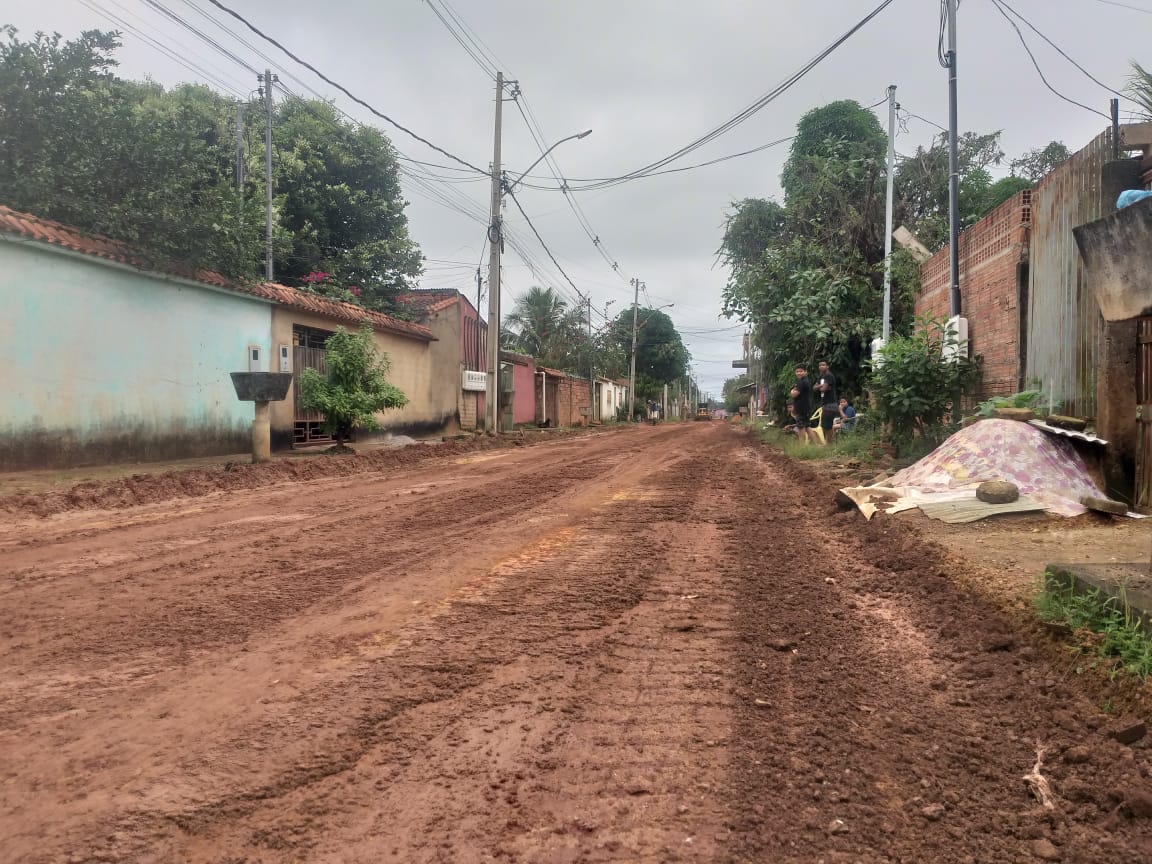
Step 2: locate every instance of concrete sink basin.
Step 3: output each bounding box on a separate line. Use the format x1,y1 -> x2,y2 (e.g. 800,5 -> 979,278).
230,372 -> 294,402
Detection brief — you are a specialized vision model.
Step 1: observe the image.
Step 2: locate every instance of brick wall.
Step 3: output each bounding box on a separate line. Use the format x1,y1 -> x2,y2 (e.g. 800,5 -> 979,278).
916,190 -> 1031,399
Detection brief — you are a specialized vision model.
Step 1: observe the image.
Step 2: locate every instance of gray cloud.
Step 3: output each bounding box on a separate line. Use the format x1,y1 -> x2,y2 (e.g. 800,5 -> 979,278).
5,0 -> 1145,395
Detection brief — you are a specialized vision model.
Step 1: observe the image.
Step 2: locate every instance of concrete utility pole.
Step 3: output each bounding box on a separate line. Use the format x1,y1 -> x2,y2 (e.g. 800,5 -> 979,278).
234,103 -> 246,191
587,296 -> 595,423
260,70 -> 277,283
944,2 -> 961,318
628,277 -> 641,422
475,266 -> 483,370
882,84 -> 897,342
485,72 -> 505,434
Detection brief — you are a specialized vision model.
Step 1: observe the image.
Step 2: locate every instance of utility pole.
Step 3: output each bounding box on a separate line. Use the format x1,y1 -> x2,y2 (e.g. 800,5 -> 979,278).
234,102 -> 246,245
944,2 -> 960,318
475,266 -> 483,370
485,72 -> 505,434
234,103 -> 246,191
628,277 -> 641,423
259,70 -> 277,283
587,296 -> 595,424
882,84 -> 897,342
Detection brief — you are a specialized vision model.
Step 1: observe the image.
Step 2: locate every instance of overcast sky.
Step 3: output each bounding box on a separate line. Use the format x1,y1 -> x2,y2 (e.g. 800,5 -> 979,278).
6,0 -> 1149,396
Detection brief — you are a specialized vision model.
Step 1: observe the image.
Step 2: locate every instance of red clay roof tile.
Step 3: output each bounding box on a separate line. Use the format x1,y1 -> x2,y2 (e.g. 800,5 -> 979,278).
0,204 -> 434,342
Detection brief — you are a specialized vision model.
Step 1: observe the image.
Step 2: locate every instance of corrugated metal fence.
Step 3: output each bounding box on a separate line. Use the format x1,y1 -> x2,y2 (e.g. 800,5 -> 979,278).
1025,129 -> 1113,417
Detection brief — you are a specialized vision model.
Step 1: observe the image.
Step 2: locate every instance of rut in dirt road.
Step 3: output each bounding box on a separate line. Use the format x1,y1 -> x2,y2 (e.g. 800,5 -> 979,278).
1,424 -> 1150,863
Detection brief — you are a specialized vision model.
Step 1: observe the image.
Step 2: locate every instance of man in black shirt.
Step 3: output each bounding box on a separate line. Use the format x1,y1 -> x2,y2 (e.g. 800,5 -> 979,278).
816,360 -> 838,445
790,365 -> 813,443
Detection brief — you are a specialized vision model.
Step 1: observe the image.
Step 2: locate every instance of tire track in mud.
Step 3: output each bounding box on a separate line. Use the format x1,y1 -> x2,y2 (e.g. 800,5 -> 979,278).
724,437 -> 1152,864
126,446 -> 744,863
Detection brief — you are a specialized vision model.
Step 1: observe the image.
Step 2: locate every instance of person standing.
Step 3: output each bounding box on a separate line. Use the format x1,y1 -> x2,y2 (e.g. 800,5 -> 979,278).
790,365 -> 813,444
816,360 -> 838,446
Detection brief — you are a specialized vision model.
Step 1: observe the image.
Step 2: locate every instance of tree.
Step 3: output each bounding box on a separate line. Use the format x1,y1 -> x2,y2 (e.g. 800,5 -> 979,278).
502,286 -> 586,369
1128,62 -> 1152,119
1010,141 -> 1070,181
298,324 -> 407,449
0,27 -> 420,295
895,131 -> 1005,250
722,374 -> 751,413
273,98 -> 421,309
604,307 -> 690,401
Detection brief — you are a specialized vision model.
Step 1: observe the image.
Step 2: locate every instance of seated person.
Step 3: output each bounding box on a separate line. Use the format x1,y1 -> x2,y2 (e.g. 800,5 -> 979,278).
833,398 -> 857,432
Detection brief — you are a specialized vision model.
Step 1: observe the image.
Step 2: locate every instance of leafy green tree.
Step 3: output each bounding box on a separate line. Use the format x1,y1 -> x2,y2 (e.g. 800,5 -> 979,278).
722,374 -> 751,412
0,26 -> 420,297
604,307 -> 689,401
895,131 -> 1005,250
273,98 -> 421,308
1010,141 -> 1070,181
298,324 -> 407,448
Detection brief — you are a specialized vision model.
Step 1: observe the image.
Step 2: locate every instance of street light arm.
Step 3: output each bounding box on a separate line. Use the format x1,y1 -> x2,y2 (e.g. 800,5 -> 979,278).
505,129 -> 592,192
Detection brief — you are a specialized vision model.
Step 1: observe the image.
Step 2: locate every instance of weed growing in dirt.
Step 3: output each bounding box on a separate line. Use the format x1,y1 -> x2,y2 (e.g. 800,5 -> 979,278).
1036,573 -> 1152,680
758,424 -> 880,463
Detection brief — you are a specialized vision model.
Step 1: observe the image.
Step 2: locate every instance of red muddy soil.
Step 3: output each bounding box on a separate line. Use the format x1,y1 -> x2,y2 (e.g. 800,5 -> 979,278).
1,424 -> 1149,863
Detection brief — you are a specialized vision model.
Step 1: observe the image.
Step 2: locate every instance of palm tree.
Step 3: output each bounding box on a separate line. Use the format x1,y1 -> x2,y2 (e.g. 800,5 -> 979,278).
1128,62 -> 1152,120
503,286 -> 575,365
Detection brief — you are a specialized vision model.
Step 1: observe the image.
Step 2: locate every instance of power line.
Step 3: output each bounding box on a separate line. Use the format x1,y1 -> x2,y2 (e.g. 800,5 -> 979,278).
421,0 -> 496,80
203,0 -> 489,174
76,0 -> 249,97
1096,0 -> 1152,14
543,0 -> 897,191
988,0 -> 1111,120
143,0 -> 259,74
505,189 -> 587,305
992,0 -> 1125,98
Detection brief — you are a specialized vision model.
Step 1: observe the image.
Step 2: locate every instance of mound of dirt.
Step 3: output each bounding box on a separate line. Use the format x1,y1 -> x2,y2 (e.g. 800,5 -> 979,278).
1,427 -> 602,518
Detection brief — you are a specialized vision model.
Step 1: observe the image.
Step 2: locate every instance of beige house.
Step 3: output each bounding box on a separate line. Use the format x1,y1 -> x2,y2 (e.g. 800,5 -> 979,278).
265,287 -> 441,448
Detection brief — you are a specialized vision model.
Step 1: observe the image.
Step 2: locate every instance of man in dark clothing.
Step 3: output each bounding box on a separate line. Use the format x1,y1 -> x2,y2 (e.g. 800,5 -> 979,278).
790,365 -> 813,443
816,360 -> 838,445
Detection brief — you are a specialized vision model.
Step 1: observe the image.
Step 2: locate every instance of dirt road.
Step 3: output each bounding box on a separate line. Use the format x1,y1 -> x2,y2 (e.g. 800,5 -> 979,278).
2,425 -> 1149,863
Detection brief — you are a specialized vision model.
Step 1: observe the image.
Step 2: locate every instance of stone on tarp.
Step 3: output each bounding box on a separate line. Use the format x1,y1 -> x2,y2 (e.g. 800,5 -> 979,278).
1046,414 -> 1088,432
976,480 -> 1020,504
1080,495 -> 1128,515
993,407 -> 1035,422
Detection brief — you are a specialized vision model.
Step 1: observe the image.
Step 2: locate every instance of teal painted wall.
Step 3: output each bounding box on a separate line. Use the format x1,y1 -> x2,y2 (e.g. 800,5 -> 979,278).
0,240 -> 272,469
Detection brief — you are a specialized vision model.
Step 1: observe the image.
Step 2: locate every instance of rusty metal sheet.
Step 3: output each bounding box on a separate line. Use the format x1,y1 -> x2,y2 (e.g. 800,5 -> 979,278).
1025,129 -> 1113,418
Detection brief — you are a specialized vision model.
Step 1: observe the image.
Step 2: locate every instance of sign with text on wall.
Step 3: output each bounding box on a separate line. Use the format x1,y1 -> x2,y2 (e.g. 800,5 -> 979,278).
462,370 -> 487,392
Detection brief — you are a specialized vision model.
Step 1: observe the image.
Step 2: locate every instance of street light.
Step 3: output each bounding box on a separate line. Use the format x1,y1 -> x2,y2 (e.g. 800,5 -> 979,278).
505,129 -> 592,193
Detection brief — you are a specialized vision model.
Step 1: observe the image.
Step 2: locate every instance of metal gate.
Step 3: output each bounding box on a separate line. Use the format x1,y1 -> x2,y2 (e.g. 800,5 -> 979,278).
1137,317 -> 1152,512
292,345 -> 333,446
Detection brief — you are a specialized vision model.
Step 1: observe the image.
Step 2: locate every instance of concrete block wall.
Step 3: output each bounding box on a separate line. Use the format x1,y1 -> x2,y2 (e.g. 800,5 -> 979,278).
916,191 -> 1031,399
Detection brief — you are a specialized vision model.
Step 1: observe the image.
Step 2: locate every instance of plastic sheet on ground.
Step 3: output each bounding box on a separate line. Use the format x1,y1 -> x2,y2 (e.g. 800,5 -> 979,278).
840,419 -> 1105,521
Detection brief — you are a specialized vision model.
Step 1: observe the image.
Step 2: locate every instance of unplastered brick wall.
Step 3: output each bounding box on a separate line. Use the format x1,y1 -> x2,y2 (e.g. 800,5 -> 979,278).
916,190 -> 1031,399
554,374 -> 591,427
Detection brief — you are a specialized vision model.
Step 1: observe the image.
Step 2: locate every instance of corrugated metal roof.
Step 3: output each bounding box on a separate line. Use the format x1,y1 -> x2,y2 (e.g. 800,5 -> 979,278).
0,204 -> 434,341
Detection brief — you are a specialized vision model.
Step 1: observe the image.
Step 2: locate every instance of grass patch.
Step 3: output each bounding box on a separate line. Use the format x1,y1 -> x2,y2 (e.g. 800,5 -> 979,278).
1036,572 -> 1152,681
758,423 -> 881,463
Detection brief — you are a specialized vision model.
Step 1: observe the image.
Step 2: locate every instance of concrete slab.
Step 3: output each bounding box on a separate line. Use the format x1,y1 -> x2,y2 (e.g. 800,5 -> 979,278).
1047,562 -> 1152,630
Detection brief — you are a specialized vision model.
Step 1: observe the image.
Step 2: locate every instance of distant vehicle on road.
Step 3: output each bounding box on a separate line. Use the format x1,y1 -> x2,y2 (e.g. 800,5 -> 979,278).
695,403 -> 712,421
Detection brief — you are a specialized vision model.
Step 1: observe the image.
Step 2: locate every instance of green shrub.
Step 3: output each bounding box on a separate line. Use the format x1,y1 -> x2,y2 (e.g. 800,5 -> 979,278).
870,315 -> 980,445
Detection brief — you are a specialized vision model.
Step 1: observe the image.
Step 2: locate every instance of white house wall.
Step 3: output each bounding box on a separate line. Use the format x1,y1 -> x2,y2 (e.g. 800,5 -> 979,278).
0,240 -> 272,469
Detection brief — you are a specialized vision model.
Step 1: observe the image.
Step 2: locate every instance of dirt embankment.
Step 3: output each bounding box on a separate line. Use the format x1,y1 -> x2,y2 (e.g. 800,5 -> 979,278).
0,427 -> 609,518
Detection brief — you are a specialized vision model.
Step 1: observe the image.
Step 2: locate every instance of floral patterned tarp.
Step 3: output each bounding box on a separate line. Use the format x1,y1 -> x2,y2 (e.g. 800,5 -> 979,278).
842,419 -> 1104,520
